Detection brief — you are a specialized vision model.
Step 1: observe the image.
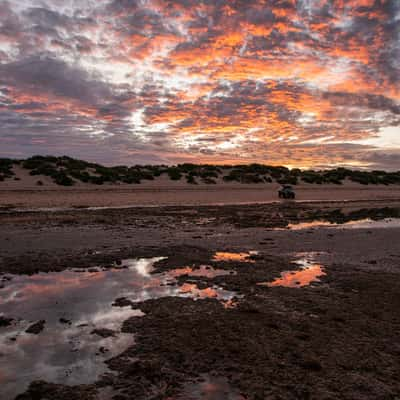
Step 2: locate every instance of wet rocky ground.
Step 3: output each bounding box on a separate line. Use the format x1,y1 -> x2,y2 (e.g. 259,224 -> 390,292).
1,200 -> 400,399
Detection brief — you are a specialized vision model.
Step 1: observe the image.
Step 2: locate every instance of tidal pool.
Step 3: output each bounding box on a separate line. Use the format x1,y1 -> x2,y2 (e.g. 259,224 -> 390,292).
258,253 -> 326,288
0,258 -> 236,400
167,265 -> 234,279
213,251 -> 257,263
286,217 -> 400,230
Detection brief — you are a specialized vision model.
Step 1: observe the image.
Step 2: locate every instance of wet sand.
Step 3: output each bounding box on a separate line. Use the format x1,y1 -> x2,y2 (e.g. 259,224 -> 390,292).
1,182 -> 400,209
1,200 -> 400,399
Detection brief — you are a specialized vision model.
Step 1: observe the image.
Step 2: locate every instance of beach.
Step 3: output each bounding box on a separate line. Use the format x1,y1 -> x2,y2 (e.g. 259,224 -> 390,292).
2,181 -> 400,210
1,195 -> 400,399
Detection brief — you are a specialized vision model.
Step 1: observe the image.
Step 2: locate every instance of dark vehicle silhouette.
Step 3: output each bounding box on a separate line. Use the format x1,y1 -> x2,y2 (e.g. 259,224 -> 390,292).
278,185 -> 295,199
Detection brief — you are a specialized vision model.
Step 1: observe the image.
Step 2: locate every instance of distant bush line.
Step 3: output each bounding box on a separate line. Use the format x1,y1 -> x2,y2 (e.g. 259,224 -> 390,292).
0,155 -> 400,186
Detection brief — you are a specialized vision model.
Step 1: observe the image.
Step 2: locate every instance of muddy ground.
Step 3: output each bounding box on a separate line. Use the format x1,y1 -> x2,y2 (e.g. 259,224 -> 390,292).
1,200 -> 400,399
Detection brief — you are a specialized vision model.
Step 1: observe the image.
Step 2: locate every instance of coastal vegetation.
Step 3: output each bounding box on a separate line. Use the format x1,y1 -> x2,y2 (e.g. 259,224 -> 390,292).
1,155 -> 400,186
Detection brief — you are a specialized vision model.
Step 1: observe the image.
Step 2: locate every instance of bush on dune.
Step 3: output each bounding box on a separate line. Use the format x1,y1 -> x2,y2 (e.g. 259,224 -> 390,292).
2,155 -> 399,186
0,158 -> 15,180
167,167 -> 182,181
186,174 -> 198,184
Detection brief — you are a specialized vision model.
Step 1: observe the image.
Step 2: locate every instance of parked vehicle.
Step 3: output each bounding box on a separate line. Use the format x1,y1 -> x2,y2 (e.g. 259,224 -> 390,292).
278,185 -> 295,199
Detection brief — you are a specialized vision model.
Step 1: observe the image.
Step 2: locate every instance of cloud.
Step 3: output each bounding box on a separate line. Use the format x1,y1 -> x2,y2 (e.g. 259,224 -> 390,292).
0,0 -> 399,169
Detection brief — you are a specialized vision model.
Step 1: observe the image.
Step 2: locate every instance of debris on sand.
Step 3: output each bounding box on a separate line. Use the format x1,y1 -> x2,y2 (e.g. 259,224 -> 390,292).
0,316 -> 14,327
25,320 -> 45,334
112,297 -> 133,307
91,328 -> 116,338
14,380 -> 96,400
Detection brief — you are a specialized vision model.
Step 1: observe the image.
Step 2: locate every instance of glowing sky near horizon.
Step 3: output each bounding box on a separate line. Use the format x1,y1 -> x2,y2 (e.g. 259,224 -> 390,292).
0,0 -> 399,169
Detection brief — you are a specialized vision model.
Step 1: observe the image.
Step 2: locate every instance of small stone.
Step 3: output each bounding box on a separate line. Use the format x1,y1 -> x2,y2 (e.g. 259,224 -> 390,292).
26,320 -> 45,334
91,328 -> 116,338
0,316 -> 13,327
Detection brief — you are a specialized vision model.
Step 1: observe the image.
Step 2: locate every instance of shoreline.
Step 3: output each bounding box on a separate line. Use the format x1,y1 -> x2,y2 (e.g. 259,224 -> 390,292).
2,197 -> 400,214
2,184 -> 400,209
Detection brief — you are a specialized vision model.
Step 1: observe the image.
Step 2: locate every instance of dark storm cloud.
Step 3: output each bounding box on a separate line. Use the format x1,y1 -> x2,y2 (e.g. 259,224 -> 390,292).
25,7 -> 72,28
359,149 -> 400,170
323,92 -> 400,115
0,55 -> 113,105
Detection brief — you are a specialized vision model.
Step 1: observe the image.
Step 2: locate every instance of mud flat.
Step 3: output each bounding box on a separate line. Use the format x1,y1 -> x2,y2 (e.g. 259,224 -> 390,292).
1,200 -> 400,399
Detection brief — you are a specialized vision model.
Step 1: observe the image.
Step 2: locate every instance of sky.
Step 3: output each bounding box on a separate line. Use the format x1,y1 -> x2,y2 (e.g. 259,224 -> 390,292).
0,0 -> 399,169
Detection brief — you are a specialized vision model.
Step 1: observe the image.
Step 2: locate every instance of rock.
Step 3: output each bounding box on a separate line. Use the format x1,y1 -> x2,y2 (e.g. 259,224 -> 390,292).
98,346 -> 109,354
59,318 -> 72,324
91,328 -> 116,338
112,297 -> 132,307
0,316 -> 13,327
15,380 -> 97,400
26,320 -> 45,334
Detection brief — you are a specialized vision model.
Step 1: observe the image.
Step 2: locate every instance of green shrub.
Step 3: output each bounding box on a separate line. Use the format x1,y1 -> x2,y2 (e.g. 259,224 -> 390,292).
278,175 -> 298,185
223,170 -> 241,182
9,156 -> 400,187
23,156 -> 57,170
88,176 -> 105,185
186,175 -> 197,184
53,172 -> 74,186
0,158 -> 15,177
167,168 -> 182,180
29,163 -> 58,177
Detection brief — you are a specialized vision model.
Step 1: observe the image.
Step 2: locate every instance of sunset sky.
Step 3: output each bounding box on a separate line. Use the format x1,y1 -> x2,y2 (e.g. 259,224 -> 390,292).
0,0 -> 399,169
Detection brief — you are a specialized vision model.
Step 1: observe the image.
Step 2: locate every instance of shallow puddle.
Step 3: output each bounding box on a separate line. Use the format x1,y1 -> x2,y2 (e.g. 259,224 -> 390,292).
179,283 -> 236,300
258,253 -> 326,288
339,218 -> 400,229
168,265 -> 234,279
286,220 -> 338,230
171,375 -> 246,400
286,217 -> 400,230
213,251 -> 257,263
0,258 -> 236,400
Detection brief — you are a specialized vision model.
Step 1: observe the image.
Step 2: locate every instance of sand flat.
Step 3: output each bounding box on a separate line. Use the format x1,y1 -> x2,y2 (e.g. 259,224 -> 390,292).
2,183 -> 400,209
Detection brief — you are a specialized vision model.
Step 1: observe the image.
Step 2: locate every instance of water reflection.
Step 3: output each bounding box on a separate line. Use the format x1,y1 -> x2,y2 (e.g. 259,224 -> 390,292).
179,283 -> 236,301
287,221 -> 337,230
0,258 -> 237,400
171,375 -> 246,400
213,252 -> 257,263
258,253 -> 326,288
286,218 -> 400,230
168,265 -> 234,278
340,218 -> 400,229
